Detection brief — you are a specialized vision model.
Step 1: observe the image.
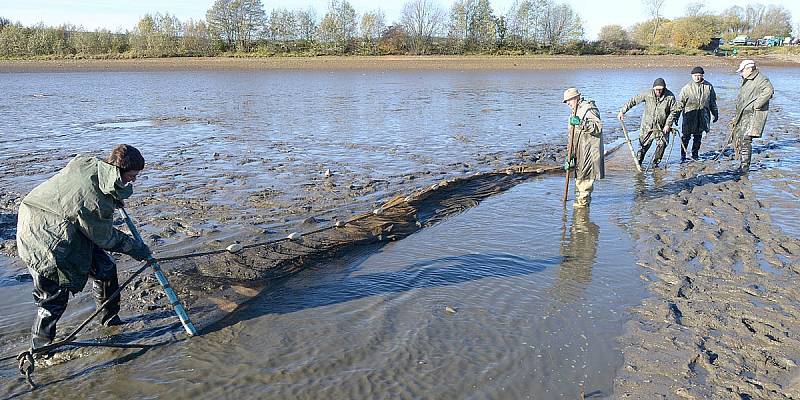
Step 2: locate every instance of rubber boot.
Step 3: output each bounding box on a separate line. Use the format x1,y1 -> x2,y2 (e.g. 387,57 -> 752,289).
638,140 -> 652,166
93,274 -> 122,326
740,136 -> 753,174
691,133 -> 702,160
680,133 -> 691,161
652,139 -> 667,167
31,272 -> 69,349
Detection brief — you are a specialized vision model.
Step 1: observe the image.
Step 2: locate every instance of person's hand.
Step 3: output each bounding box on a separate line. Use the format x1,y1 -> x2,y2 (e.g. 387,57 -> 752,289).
563,158 -> 574,171
712,114 -> 719,123
663,126 -> 670,134
129,241 -> 152,262
569,116 -> 581,126
617,112 -> 625,122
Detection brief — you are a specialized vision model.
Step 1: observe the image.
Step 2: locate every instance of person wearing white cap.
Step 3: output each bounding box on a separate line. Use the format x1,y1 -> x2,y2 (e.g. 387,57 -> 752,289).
732,59 -> 774,173
676,66 -> 719,161
563,87 -> 604,208
617,78 -> 680,168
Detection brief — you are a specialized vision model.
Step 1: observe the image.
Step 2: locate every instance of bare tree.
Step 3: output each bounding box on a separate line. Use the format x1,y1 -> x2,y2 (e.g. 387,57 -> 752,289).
206,0 -> 265,51
756,5 -> 793,38
721,6 -> 747,35
401,0 -> 445,54
360,9 -> 386,54
542,2 -> 583,50
507,0 -> 549,47
641,0 -> 666,44
207,0 -> 237,49
267,8 -> 297,42
296,8 -> 318,42
684,1 -> 706,17
597,24 -> 630,48
448,0 -> 495,51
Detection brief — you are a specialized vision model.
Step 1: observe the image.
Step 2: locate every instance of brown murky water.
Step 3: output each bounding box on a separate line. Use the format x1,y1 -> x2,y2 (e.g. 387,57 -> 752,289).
1,67 -> 798,398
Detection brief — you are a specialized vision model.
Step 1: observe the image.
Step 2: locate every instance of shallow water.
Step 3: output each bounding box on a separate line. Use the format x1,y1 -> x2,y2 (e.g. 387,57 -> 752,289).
1,174 -> 646,399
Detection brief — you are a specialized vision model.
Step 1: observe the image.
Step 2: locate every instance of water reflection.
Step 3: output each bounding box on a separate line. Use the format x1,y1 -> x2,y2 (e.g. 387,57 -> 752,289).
551,208 -> 599,303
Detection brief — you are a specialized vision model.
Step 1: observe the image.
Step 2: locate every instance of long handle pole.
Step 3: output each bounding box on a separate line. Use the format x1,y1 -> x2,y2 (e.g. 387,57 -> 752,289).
120,208 -> 198,336
563,112 -> 576,203
619,120 -> 643,173
663,130 -> 677,170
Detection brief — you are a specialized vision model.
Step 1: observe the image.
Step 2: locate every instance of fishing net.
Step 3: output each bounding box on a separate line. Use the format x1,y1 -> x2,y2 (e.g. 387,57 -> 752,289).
142,164 -> 560,330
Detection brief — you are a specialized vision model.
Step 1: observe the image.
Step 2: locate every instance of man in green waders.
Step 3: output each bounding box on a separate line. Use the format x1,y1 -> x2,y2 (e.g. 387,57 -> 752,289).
16,144 -> 152,349
617,78 -> 680,168
677,67 -> 719,161
563,88 -> 604,208
732,59 -> 774,174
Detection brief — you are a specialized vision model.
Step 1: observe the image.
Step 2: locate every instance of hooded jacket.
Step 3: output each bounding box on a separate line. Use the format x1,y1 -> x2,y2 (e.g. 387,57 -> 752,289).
733,70 -> 774,138
570,98 -> 605,180
16,155 -> 150,293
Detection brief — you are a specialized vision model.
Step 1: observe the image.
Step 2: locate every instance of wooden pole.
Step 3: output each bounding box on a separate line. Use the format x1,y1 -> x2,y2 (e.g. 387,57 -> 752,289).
563,107 -> 577,203
619,120 -> 643,173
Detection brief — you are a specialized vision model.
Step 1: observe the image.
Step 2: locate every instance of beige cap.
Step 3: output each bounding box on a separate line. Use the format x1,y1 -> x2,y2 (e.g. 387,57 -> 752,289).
563,87 -> 581,103
737,59 -> 755,72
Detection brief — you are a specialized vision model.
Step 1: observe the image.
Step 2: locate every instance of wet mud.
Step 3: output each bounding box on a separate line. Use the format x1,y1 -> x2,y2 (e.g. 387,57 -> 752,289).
612,121 -> 800,398
1,55 -> 798,73
1,67 -> 799,397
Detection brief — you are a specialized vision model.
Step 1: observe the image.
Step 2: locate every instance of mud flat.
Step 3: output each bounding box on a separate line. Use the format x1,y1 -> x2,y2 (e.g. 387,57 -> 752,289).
1,55 -> 798,73
1,64 -> 799,397
612,121 -> 800,398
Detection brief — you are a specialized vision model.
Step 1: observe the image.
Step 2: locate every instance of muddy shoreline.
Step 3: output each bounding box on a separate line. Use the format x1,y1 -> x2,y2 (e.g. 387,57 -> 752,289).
612,121 -> 800,398
1,55 -> 798,73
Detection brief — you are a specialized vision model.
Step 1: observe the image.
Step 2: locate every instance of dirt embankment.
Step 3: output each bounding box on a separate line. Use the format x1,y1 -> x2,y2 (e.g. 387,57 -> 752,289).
0,55 -> 798,73
613,125 -> 800,398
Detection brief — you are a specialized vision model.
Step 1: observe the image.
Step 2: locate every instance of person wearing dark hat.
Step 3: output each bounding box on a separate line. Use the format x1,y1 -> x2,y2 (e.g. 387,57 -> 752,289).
732,59 -> 773,173
563,87 -> 604,208
16,144 -> 152,349
677,66 -> 719,161
617,78 -> 680,168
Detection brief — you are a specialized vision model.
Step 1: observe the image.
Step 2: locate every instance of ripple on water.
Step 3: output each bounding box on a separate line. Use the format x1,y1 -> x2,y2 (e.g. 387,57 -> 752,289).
62,175 -> 644,399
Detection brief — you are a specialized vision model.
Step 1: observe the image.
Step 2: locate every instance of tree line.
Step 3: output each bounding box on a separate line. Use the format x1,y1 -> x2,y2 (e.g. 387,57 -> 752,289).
0,0 -> 794,59
599,3 -> 794,51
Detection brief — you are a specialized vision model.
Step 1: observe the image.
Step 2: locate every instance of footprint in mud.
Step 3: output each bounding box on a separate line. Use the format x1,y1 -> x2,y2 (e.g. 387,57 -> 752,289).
667,301 -> 683,325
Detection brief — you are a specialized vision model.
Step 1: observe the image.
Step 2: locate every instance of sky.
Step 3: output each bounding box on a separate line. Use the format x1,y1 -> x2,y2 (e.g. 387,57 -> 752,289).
1,0 -> 798,40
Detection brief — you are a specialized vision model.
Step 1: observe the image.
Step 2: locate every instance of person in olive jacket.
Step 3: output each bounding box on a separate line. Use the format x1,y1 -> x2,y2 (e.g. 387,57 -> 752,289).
563,87 -> 604,208
677,67 -> 719,161
16,144 -> 152,349
617,78 -> 680,168
732,59 -> 774,173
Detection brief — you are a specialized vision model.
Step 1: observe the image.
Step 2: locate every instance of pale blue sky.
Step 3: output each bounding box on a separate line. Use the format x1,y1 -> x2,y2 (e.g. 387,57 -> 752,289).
0,0 -> 797,39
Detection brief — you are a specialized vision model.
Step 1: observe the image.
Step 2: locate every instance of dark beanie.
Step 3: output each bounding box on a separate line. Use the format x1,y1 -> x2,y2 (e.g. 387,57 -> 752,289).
653,78 -> 666,88
691,66 -> 704,75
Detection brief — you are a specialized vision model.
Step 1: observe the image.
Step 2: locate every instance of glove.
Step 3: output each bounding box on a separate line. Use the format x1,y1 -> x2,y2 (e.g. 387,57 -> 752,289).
712,114 -> 719,123
569,116 -> 581,126
128,240 -> 152,262
563,158 -> 574,171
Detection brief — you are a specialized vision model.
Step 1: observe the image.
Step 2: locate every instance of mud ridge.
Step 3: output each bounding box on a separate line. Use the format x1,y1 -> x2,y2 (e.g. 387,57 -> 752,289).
614,123 -> 800,399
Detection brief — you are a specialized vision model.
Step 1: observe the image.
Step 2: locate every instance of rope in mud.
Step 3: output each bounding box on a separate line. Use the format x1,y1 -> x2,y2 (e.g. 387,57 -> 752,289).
9,259 -> 155,389
154,205 -> 382,262
152,170 -> 535,263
